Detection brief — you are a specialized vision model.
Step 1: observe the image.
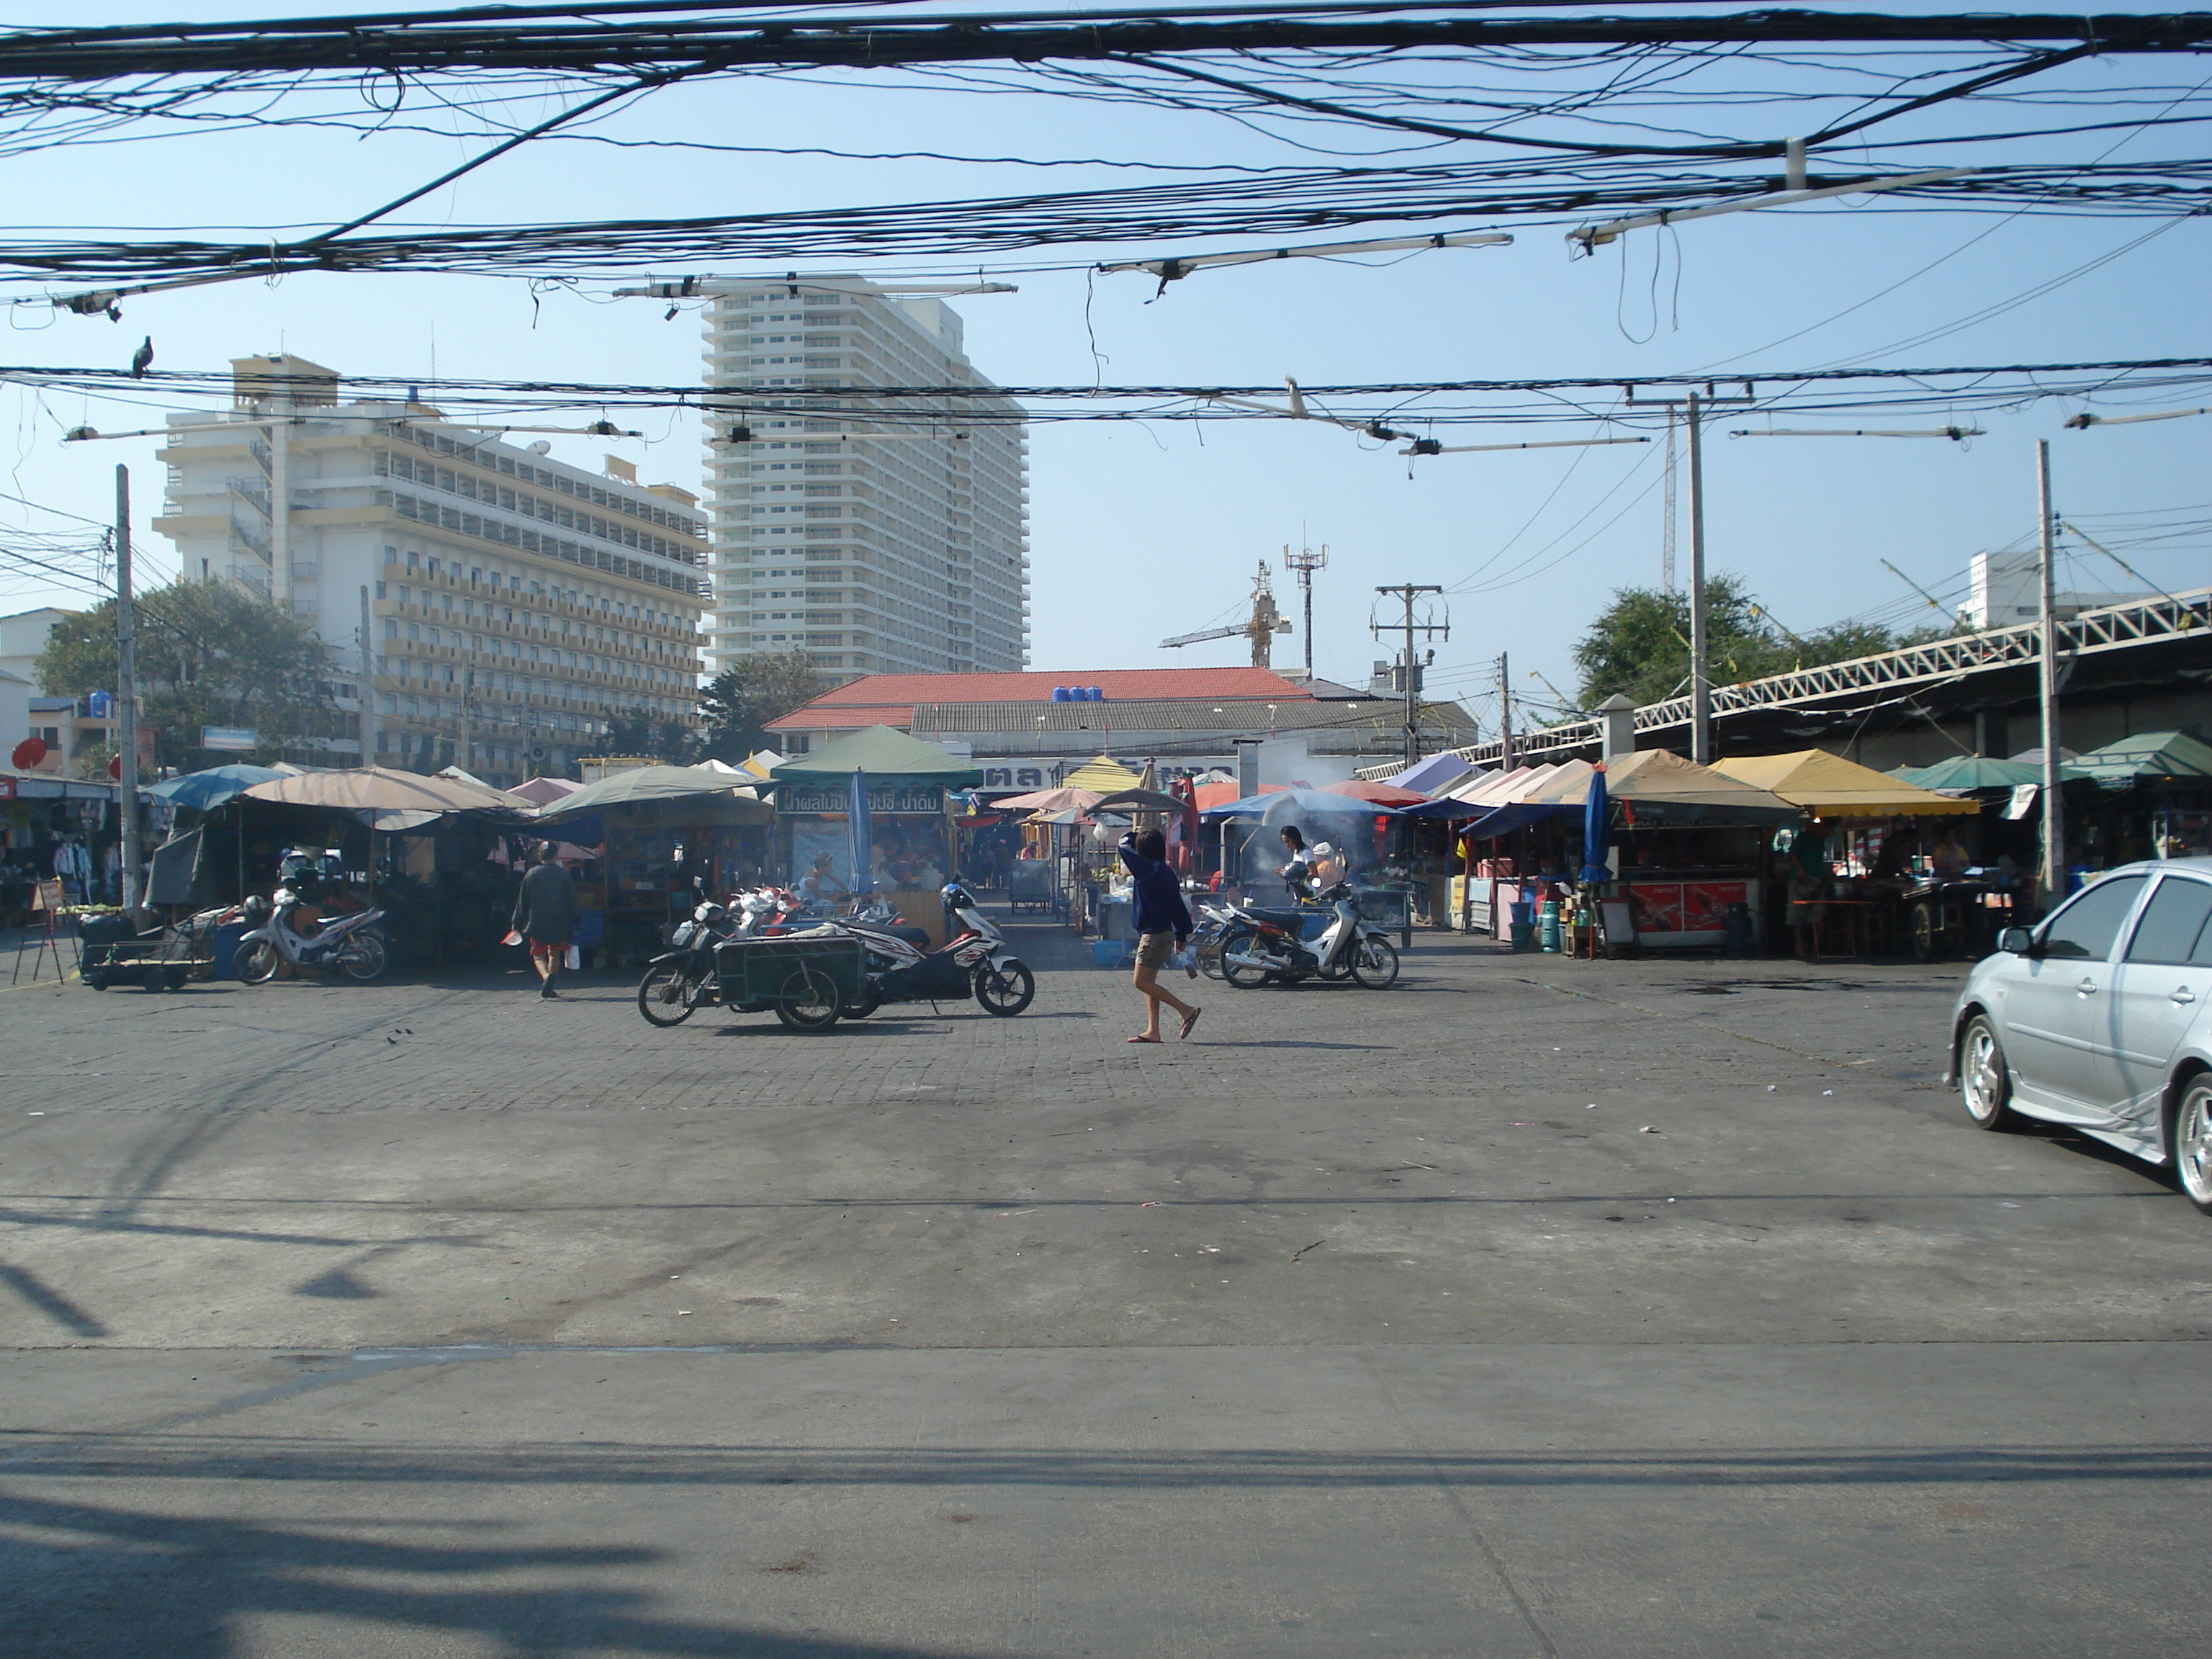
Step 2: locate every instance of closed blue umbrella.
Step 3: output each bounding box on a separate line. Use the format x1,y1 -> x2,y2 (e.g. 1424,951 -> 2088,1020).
849,768 -> 874,894
1580,765 -> 1611,884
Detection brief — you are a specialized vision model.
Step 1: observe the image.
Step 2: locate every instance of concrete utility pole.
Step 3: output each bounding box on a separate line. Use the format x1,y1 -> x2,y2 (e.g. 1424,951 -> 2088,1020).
1624,384 -> 1750,764
1372,584 -> 1446,764
357,585 -> 377,769
2036,439 -> 2066,902
1497,651 -> 1514,772
114,465 -> 142,911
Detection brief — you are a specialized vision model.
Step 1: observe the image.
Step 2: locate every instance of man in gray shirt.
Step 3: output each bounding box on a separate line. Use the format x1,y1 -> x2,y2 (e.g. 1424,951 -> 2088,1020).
511,842 -> 577,999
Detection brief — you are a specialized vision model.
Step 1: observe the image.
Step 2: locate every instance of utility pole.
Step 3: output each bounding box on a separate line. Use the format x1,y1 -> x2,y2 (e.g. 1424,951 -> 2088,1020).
1497,651 -> 1514,771
114,465 -> 142,912
358,585 -> 378,770
1660,410 -> 1678,593
1283,542 -> 1328,678
1372,584 -> 1447,764
2036,440 -> 2066,903
1625,384 -> 1750,763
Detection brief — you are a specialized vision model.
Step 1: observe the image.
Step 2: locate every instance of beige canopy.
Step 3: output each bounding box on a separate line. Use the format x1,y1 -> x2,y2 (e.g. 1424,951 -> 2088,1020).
243,765 -> 532,813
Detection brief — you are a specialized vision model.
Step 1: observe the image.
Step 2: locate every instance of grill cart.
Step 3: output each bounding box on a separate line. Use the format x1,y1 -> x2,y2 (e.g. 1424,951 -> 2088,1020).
713,931 -> 867,1030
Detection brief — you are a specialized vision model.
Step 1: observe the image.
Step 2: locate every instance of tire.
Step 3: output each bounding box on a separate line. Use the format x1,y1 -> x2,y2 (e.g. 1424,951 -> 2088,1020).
2164,1074 -> 2212,1217
637,960 -> 701,1028
1219,928 -> 1274,989
840,995 -> 882,1020
1197,938 -> 1226,981
238,940 -> 282,985
975,960 -> 1035,1017
773,966 -> 842,1030
1350,935 -> 1401,989
1957,1013 -> 2020,1131
140,968 -> 165,992
163,966 -> 189,992
1910,903 -> 1938,963
337,932 -> 387,983
85,971 -> 109,992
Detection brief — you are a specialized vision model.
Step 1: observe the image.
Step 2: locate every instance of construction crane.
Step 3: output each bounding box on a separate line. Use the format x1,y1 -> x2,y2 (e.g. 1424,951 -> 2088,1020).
1160,561 -> 1292,667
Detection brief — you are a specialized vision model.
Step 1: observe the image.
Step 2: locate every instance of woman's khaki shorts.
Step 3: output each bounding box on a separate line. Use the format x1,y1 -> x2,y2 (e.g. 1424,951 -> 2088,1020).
1134,930 -> 1177,971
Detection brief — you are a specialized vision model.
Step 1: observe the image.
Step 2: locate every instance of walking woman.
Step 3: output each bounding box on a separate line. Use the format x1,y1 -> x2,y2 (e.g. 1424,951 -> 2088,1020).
1119,827 -> 1200,1043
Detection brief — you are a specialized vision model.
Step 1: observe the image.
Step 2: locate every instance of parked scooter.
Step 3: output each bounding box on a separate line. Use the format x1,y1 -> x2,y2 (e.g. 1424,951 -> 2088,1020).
1215,881 -> 1399,989
635,889 -> 804,1025
827,881 -> 1035,1017
235,852 -> 388,984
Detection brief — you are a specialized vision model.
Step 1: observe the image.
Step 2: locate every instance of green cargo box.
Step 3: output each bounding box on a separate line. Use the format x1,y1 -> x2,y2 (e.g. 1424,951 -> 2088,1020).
714,932 -> 867,1007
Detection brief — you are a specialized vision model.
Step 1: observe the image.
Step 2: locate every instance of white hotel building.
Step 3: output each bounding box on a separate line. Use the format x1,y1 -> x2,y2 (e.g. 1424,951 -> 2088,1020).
153,355 -> 706,783
700,278 -> 1030,677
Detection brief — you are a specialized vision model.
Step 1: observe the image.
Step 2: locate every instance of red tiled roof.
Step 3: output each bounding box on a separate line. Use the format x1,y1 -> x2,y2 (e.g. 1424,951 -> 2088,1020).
776,667 -> 1316,730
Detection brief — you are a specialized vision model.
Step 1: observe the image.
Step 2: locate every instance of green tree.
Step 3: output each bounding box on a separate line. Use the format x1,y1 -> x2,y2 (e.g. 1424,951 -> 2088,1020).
696,649 -> 829,763
35,578 -> 341,768
1572,576 -> 1789,709
602,706 -> 700,765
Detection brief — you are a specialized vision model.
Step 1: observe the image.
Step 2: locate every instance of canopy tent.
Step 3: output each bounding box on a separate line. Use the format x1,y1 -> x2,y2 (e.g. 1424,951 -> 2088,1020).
1461,760 -> 1595,838
244,766 -> 531,814
144,763 -> 287,811
1057,753 -> 1146,793
1092,787 -> 1187,813
1449,764 -> 1555,809
1891,755 -> 2054,795
507,775 -> 582,807
537,765 -> 772,819
769,724 -> 981,786
1555,748 -> 1797,822
1199,786 -> 1398,820
1386,753 -> 1483,794
1713,750 -> 1978,818
994,785 -> 1103,814
2069,729 -> 2212,788
1324,780 -> 1429,806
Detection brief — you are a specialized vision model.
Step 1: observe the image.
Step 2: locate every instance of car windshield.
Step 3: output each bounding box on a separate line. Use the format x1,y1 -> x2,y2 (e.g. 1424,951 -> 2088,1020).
2039,874 -> 2148,961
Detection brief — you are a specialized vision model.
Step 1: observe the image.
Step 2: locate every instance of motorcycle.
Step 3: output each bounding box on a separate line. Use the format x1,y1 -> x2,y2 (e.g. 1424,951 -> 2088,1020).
635,891 -> 791,1025
828,881 -> 1035,1017
1215,881 -> 1399,989
236,853 -> 388,984
1905,876 -> 2005,963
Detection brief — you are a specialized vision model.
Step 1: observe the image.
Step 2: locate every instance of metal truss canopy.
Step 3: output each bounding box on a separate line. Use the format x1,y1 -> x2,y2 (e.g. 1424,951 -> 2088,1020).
1449,585 -> 2212,768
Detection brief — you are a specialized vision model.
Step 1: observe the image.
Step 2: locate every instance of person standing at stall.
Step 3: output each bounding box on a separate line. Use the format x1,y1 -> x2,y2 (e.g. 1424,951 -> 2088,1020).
512,842 -> 577,1000
1120,828 -> 1200,1043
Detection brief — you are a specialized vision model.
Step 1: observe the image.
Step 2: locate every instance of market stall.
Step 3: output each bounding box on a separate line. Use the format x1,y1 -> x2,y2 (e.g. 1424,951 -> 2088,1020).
768,726 -> 981,948
1714,749 -> 1983,956
537,764 -> 775,966
2067,730 -> 2212,866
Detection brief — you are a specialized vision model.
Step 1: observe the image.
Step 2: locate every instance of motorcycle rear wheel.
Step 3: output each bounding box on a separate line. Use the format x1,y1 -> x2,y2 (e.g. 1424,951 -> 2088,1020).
1219,929 -> 1273,989
1350,936 -> 1401,989
238,941 -> 282,985
338,931 -> 387,983
975,960 -> 1035,1016
840,994 -> 882,1020
637,960 -> 700,1027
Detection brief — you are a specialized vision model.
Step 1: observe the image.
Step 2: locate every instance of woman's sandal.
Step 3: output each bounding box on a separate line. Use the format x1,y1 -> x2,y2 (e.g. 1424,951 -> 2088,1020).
1127,1033 -> 1163,1043
1179,1008 -> 1202,1040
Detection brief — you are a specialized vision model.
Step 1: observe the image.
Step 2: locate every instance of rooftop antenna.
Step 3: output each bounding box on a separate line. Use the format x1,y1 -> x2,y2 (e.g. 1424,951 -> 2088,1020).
1283,540 -> 1328,677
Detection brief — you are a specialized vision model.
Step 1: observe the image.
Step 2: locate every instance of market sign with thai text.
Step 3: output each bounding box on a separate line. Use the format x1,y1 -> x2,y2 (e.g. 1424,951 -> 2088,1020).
780,782 -> 945,816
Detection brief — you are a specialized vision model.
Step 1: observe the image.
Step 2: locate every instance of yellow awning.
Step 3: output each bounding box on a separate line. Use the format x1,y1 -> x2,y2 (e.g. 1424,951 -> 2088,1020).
1713,749 -> 1978,817
1061,755 -> 1145,792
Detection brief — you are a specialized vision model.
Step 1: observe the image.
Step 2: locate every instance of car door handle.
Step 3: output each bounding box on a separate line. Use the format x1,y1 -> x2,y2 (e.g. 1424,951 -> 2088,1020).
2174,988 -> 2199,1005
2075,979 -> 2100,996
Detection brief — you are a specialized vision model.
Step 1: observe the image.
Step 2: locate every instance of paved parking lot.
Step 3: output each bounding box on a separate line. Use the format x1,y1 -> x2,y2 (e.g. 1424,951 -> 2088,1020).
4,932 -> 2210,1655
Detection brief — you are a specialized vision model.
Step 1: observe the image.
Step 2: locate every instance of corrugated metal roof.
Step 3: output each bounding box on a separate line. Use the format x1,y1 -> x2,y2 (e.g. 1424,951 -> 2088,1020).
781,666 -> 1316,726
909,698 -> 1476,736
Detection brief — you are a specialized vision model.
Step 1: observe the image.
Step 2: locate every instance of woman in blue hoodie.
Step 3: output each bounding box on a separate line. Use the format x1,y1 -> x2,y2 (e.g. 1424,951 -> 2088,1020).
1119,827 -> 1200,1043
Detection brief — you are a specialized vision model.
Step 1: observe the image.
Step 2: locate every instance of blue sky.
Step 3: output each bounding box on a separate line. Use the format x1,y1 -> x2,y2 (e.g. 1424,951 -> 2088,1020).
1,3 -> 2204,736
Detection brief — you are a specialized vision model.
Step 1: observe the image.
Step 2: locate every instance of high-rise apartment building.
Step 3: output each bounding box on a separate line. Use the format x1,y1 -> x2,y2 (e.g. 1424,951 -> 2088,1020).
154,356 -> 707,783
699,279 -> 1029,677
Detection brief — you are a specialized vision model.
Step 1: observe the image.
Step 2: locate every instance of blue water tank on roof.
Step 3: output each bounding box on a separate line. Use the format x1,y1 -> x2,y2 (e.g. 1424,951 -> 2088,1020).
1087,687 -> 1105,701
1053,686 -> 1070,701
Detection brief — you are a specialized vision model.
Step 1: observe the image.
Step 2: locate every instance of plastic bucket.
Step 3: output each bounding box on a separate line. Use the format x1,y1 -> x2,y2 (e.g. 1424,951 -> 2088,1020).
1509,922 -> 1537,952
212,922 -> 249,980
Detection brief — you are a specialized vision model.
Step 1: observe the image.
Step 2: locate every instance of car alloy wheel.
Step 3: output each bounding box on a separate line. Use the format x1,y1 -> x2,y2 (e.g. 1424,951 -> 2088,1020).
2166,1076 -> 2212,1216
1958,1014 -> 2018,1131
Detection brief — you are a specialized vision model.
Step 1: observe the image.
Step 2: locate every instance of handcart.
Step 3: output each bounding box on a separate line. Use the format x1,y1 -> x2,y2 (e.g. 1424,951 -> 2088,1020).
714,931 -> 867,1030
1006,859 -> 1057,915
78,908 -> 225,992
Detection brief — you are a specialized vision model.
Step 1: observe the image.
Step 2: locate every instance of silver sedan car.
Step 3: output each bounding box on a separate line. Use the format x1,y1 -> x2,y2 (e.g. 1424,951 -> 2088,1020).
1950,857 -> 2212,1214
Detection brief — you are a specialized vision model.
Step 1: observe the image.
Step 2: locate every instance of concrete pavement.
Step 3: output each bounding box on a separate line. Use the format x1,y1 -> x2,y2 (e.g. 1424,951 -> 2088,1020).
4,935 -> 2209,1655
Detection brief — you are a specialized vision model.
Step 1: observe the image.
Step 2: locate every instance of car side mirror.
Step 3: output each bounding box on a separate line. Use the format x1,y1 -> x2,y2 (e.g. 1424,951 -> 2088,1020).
1997,927 -> 2033,956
